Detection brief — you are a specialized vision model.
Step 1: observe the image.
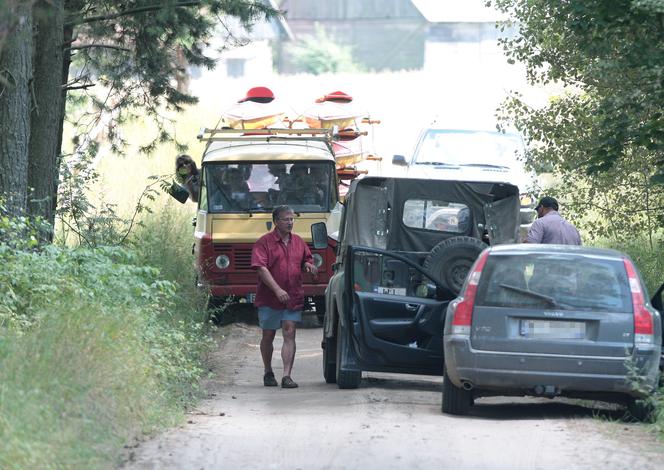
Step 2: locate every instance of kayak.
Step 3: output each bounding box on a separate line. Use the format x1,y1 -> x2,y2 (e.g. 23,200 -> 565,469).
332,136 -> 365,166
222,100 -> 285,130
303,91 -> 362,129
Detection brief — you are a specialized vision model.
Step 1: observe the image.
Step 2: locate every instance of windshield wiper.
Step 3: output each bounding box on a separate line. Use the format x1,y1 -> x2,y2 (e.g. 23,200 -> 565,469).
499,284 -> 560,307
414,161 -> 459,167
459,163 -> 510,169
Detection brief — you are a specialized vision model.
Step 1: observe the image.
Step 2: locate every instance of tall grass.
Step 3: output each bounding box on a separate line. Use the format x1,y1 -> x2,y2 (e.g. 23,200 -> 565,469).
0,212 -> 213,468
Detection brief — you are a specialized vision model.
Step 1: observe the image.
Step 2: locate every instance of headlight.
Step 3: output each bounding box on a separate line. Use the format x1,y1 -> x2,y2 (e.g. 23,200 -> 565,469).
312,253 -> 323,268
215,255 -> 230,269
520,193 -> 534,207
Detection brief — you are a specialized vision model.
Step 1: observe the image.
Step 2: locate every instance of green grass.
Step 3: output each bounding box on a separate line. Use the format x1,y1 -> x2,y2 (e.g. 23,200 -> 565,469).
0,212 -> 213,468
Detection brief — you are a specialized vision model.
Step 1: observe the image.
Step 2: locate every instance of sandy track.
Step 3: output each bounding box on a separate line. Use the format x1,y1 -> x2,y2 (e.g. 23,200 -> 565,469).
123,322 -> 662,470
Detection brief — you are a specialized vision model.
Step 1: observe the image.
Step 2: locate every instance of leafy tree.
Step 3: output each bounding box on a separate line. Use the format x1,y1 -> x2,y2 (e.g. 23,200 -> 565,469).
289,23 -> 360,74
0,0 -> 280,238
489,0 -> 664,243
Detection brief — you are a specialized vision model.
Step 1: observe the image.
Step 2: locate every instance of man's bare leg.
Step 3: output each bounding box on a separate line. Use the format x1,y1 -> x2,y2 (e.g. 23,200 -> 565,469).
260,329 -> 277,373
281,320 -> 297,377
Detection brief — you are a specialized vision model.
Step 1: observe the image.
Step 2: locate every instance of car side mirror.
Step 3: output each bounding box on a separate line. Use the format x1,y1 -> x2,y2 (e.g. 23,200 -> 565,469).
168,181 -> 190,204
311,222 -> 328,250
392,154 -> 407,166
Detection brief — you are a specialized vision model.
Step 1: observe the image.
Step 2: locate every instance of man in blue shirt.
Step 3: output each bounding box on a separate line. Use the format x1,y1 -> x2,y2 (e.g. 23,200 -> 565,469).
526,196 -> 581,245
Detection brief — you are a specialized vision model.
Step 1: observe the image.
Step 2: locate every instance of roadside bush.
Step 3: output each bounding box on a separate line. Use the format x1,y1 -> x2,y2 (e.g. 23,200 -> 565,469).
0,213 -> 212,468
599,236 -> 664,431
129,203 -> 207,316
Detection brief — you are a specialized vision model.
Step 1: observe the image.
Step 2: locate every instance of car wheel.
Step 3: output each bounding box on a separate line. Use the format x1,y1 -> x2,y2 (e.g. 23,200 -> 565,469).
424,236 -> 487,295
314,296 -> 326,325
626,397 -> 656,423
336,318 -> 361,389
323,335 -> 337,384
442,368 -> 473,415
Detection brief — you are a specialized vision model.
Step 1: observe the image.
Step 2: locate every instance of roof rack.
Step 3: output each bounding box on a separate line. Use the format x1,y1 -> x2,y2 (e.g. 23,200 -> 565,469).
197,127 -> 336,153
198,127 -> 334,141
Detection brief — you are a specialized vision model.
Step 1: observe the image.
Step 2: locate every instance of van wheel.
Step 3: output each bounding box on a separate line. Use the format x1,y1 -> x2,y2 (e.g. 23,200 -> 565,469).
207,295 -> 230,325
336,319 -> 361,389
323,335 -> 337,384
442,368 -> 473,415
424,236 -> 487,295
626,397 -> 656,423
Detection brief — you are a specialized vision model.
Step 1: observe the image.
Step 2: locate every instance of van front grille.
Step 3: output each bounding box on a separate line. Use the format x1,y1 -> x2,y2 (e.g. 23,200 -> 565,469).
212,244 -> 253,270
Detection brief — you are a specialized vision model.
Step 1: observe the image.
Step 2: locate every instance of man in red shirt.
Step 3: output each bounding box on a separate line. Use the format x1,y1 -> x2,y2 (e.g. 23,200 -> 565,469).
250,205 -> 318,388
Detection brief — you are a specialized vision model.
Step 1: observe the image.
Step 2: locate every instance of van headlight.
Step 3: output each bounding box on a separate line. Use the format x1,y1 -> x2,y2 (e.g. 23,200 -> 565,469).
312,253 -> 323,268
215,255 -> 231,269
520,193 -> 534,207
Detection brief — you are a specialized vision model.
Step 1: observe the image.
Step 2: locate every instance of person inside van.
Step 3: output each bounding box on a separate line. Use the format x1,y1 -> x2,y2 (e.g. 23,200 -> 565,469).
279,164 -> 324,206
221,167 -> 251,209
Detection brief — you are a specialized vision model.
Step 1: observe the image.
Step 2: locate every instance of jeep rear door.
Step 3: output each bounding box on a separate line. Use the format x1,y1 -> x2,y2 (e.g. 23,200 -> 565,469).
345,246 -> 450,375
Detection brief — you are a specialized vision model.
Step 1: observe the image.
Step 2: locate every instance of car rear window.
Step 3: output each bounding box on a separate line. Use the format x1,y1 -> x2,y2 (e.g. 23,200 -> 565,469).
475,253 -> 632,312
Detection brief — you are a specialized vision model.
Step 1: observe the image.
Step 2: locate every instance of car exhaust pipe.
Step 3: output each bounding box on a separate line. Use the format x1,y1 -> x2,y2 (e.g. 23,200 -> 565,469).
461,380 -> 474,391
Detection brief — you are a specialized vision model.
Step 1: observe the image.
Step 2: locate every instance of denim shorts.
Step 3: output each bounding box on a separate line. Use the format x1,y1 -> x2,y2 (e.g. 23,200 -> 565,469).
257,306 -> 302,330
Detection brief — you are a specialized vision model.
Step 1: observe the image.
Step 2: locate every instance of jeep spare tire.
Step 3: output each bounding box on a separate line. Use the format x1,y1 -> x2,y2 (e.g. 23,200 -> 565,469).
424,236 -> 488,295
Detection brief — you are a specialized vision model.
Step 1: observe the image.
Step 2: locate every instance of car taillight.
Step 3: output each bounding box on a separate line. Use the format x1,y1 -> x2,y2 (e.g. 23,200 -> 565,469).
450,250 -> 489,335
623,259 -> 654,345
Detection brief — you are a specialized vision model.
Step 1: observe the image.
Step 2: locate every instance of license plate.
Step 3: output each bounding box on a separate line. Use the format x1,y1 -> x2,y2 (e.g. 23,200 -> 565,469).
520,319 -> 585,339
375,286 -> 407,296
247,293 -> 256,303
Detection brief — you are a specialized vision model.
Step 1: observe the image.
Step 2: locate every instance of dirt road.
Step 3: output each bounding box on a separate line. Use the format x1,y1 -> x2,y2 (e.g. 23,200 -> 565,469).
124,321 -> 663,469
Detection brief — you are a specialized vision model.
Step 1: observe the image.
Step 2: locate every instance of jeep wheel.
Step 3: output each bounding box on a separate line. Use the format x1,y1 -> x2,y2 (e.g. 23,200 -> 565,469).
424,236 -> 487,295
336,319 -> 361,389
323,335 -> 337,384
442,368 -> 473,415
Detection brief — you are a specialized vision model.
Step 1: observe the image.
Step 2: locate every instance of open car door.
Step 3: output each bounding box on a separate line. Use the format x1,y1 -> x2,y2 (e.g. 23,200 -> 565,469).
341,246 -> 453,378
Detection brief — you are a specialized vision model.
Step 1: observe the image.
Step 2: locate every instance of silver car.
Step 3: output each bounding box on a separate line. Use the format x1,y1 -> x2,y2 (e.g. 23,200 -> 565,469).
443,244 -> 662,420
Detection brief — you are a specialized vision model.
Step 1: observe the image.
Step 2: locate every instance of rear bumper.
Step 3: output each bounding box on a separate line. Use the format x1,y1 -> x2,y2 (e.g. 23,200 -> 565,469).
444,335 -> 660,398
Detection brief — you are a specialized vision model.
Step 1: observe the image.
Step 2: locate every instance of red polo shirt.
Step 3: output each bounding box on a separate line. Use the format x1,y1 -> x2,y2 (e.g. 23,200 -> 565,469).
251,230 -> 313,311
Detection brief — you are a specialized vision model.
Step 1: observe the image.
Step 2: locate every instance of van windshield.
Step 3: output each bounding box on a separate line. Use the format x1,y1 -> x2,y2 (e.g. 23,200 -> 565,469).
205,162 -> 337,213
414,130 -> 525,168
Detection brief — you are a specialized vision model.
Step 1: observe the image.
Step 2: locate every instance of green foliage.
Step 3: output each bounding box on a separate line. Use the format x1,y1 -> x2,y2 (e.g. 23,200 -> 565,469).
489,0 -> 664,240
490,0 -> 664,180
288,23 -> 361,74
129,201 -> 209,315
0,212 -> 213,467
64,0 -> 280,155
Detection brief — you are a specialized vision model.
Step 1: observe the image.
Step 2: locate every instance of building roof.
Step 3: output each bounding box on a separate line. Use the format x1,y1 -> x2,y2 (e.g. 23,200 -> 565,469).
411,0 -> 508,23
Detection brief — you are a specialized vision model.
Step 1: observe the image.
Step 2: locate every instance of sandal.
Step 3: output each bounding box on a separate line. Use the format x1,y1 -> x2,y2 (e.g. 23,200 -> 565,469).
281,376 -> 298,388
263,371 -> 278,387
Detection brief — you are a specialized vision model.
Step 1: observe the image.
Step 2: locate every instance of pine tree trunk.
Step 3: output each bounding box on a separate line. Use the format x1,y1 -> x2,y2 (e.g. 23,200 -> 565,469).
0,4 -> 32,216
27,0 -> 64,238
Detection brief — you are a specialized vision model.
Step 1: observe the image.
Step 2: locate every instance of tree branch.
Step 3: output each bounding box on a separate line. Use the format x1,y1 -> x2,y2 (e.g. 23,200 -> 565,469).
65,1 -> 202,26
66,44 -> 130,52
64,83 -> 96,91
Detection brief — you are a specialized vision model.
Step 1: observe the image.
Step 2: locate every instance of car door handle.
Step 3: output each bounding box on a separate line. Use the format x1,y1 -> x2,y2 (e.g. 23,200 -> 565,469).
405,303 -> 419,311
